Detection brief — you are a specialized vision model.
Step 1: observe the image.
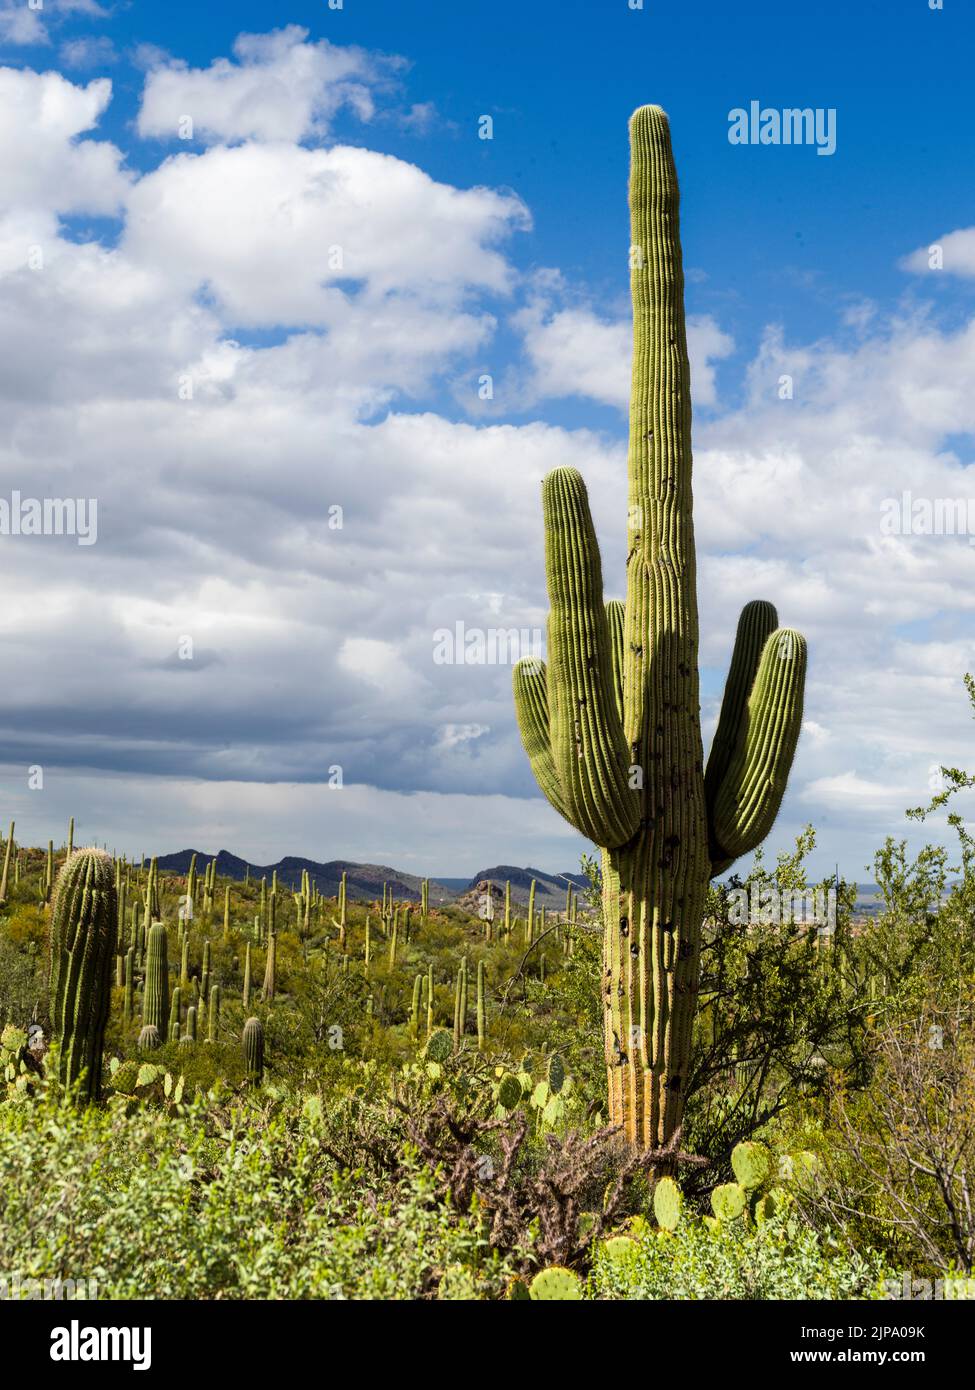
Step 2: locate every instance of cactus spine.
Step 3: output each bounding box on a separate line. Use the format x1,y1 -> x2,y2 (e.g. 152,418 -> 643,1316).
512,107 -> 806,1150
49,847 -> 118,1101
144,922 -> 170,1033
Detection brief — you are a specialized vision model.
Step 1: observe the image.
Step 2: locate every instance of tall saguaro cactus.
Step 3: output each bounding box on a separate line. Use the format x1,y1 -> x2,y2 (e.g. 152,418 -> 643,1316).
49,847 -> 118,1102
513,107 -> 806,1150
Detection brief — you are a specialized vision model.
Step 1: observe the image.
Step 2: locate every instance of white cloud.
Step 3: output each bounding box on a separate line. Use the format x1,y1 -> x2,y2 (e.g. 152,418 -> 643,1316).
60,36 -> 118,70
137,25 -> 398,144
0,68 -> 128,223
0,0 -> 108,48
122,141 -> 528,331
514,280 -> 734,409
901,226 -> 975,278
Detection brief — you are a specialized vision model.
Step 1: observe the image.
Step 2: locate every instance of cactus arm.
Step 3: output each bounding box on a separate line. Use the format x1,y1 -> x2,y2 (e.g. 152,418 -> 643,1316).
512,658 -> 573,822
704,599 -> 779,812
708,628 -> 807,875
605,599 -> 626,719
543,468 -> 641,847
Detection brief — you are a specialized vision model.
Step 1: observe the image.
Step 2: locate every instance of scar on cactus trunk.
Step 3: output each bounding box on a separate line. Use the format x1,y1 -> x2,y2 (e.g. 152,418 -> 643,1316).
512,106 -> 806,1152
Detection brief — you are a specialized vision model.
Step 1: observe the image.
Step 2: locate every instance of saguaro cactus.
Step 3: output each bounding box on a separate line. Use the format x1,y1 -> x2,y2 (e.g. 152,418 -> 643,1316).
512,107 -> 806,1150
242,1016 -> 264,1084
144,922 -> 170,1033
49,847 -> 118,1101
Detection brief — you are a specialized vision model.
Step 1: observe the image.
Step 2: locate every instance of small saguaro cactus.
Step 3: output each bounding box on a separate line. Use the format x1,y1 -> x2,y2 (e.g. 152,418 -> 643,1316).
144,922 -> 170,1033
123,946 -> 135,1023
262,932 -> 276,1001
512,107 -> 806,1151
49,847 -> 118,1102
410,973 -> 423,1039
242,1016 -> 264,1084
207,984 -> 221,1043
0,820 -> 14,905
476,959 -> 486,1052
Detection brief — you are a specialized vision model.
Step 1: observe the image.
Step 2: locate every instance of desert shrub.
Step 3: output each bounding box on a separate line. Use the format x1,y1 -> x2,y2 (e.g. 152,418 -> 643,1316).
805,1008 -> 975,1278
0,931 -> 43,1027
588,1207 -> 887,1301
0,1085 -> 518,1300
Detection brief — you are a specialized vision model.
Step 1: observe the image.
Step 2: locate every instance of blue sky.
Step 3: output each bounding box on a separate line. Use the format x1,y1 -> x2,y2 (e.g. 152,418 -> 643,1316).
0,0 -> 972,879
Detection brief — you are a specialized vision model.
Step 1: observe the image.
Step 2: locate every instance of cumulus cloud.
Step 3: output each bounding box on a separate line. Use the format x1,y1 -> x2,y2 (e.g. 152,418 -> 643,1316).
513,279 -> 734,409
122,140 -> 529,330
0,42 -> 972,878
0,0 -> 108,47
0,68 -> 128,222
137,25 -> 400,144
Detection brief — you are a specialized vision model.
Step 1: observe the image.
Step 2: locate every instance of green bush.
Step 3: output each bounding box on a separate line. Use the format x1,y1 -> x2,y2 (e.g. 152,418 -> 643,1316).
0,1086 -> 518,1300
589,1208 -> 888,1301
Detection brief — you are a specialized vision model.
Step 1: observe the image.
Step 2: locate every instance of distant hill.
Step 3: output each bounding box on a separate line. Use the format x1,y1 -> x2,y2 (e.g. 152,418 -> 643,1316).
149,850 -> 592,908
152,850 -> 454,904
464,865 -> 589,907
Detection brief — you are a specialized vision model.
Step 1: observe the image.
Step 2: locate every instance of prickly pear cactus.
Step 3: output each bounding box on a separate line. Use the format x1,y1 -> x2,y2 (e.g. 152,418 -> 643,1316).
731,1140 -> 772,1191
425,1028 -> 453,1063
653,1175 -> 682,1232
711,1182 -> 747,1222
528,1266 -> 583,1301
496,1071 -> 523,1110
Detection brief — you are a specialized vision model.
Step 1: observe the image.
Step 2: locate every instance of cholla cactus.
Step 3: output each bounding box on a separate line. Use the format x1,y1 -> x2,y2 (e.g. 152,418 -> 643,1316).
49,847 -> 118,1101
512,108 -> 806,1150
